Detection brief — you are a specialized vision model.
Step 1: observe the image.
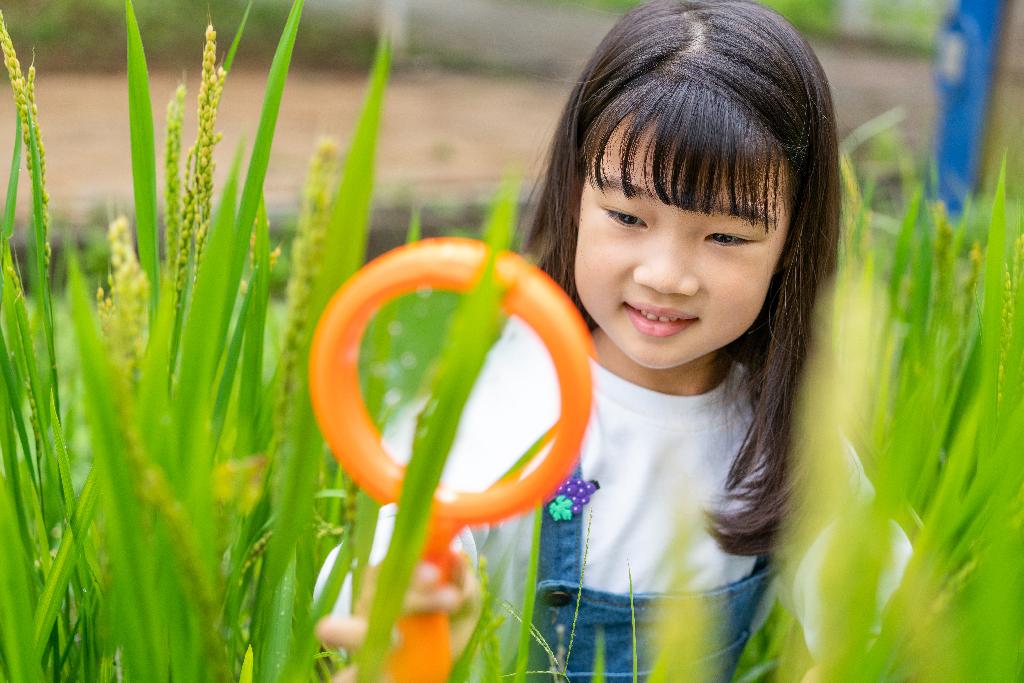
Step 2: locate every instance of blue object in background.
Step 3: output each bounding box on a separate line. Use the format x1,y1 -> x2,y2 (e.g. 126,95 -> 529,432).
933,0 -> 1007,213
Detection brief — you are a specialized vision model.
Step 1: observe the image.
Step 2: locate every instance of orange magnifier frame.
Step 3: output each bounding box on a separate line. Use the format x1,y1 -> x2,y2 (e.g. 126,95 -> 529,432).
309,237 -> 594,682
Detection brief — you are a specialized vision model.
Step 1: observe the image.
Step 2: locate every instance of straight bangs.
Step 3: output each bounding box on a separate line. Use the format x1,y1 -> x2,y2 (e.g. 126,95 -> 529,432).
581,78 -> 790,233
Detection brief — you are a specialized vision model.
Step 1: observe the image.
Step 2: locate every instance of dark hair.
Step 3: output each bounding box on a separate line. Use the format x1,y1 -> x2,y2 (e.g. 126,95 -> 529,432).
525,0 -> 840,555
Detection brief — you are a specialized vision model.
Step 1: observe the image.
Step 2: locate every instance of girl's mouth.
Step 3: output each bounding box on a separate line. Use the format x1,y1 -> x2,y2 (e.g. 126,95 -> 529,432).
624,303 -> 697,337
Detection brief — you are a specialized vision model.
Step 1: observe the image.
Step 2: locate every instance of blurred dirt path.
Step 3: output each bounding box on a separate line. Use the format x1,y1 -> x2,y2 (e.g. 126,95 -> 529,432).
0,45 -> 933,232
0,69 -> 568,231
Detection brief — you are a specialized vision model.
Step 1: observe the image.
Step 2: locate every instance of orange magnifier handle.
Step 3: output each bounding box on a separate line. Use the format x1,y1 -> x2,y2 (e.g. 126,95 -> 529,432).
309,237 -> 594,682
390,546 -> 454,683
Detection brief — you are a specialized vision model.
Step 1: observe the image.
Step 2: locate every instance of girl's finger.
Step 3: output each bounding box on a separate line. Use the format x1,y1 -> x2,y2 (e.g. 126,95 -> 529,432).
404,554 -> 480,614
353,565 -> 379,616
331,667 -> 358,683
448,550 -> 470,589
332,666 -> 394,683
404,583 -> 462,614
316,614 -> 368,650
410,560 -> 441,590
405,560 -> 454,613
452,558 -> 481,617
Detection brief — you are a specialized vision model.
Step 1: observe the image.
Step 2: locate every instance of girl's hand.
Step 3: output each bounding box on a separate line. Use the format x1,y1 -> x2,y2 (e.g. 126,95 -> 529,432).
315,552 -> 482,682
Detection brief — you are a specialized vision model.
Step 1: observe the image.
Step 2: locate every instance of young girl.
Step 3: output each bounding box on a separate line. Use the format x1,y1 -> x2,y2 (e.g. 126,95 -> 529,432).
315,0 -> 911,679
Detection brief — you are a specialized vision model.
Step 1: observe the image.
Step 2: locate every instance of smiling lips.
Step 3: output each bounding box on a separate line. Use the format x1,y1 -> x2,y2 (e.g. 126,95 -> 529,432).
624,302 -> 697,337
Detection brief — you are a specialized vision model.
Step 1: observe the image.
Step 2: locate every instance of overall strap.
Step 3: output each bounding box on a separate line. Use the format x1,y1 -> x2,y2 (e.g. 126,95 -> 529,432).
537,465 -> 585,585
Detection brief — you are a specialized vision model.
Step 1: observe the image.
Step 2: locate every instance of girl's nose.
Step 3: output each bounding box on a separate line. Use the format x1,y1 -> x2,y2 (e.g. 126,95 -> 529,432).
632,257 -> 700,297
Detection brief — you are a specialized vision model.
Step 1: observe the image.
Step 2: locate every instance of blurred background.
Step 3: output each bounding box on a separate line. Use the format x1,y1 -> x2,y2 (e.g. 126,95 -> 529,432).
0,0 -> 1019,257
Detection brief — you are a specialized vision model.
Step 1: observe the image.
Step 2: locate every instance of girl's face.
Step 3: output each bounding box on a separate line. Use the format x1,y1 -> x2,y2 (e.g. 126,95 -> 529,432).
574,173 -> 790,396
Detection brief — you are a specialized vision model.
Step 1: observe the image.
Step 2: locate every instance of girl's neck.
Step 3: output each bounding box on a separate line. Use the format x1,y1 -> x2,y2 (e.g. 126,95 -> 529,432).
592,328 -> 730,396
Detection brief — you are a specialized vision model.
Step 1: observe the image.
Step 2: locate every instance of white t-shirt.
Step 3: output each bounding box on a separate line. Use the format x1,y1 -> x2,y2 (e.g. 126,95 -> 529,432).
316,317 -> 912,659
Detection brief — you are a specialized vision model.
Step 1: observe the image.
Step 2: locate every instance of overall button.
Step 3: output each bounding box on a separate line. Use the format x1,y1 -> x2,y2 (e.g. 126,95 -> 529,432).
545,590 -> 572,607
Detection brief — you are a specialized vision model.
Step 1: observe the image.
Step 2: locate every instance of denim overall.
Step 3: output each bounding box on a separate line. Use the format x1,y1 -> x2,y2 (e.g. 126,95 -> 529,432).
528,475 -> 773,682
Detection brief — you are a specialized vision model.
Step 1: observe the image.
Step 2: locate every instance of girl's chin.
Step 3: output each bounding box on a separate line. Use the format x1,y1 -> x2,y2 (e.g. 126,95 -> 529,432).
623,352 -> 697,372
594,322 -> 707,372
611,338 -> 701,372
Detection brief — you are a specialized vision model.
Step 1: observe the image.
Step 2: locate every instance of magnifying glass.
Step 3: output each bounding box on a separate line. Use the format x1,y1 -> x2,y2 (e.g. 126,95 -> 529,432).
309,237 -> 594,682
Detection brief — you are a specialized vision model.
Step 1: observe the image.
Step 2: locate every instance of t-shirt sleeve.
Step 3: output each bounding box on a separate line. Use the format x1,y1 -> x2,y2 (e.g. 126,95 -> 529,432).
779,442 -> 913,661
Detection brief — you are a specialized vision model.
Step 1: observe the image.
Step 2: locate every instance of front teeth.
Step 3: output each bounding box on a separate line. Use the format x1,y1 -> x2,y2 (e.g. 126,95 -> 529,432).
640,309 -> 679,322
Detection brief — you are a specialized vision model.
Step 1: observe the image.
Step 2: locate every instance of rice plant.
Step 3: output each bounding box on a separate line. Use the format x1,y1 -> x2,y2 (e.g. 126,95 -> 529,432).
0,1 -> 1021,681
0,1 -> 392,679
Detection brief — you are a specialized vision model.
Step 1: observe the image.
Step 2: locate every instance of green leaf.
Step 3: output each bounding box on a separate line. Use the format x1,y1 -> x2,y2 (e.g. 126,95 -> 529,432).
0,473 -> 43,681
125,0 -> 160,312
231,0 -> 304,307
259,387 -> 322,594
262,35 -> 391,673
21,85 -> 58,421
33,468 -> 99,656
629,564 -> 638,682
136,274 -> 179,477
239,645 -> 254,683
978,160 -> 1008,454
310,39 -> 391,318
282,530 -> 352,679
903,193 -> 934,364
0,326 -> 34,556
237,195 -> 270,457
172,141 -> 241,529
0,256 -> 33,470
350,489 -> 381,612
255,555 -> 297,683
211,265 -> 255,450
513,507 -> 543,682
2,241 -> 52,498
887,187 -> 921,311
2,112 -> 21,240
67,255 -> 166,681
224,1 -> 253,73
592,628 -> 606,682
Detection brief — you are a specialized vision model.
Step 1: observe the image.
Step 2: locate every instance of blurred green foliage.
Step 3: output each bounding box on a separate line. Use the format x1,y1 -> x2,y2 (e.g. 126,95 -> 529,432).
0,0 -> 377,71
1,0 -> 943,74
534,0 -> 939,53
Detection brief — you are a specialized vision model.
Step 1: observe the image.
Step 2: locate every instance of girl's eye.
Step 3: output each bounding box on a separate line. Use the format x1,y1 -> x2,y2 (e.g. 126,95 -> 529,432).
606,210 -> 644,228
709,233 -> 748,246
